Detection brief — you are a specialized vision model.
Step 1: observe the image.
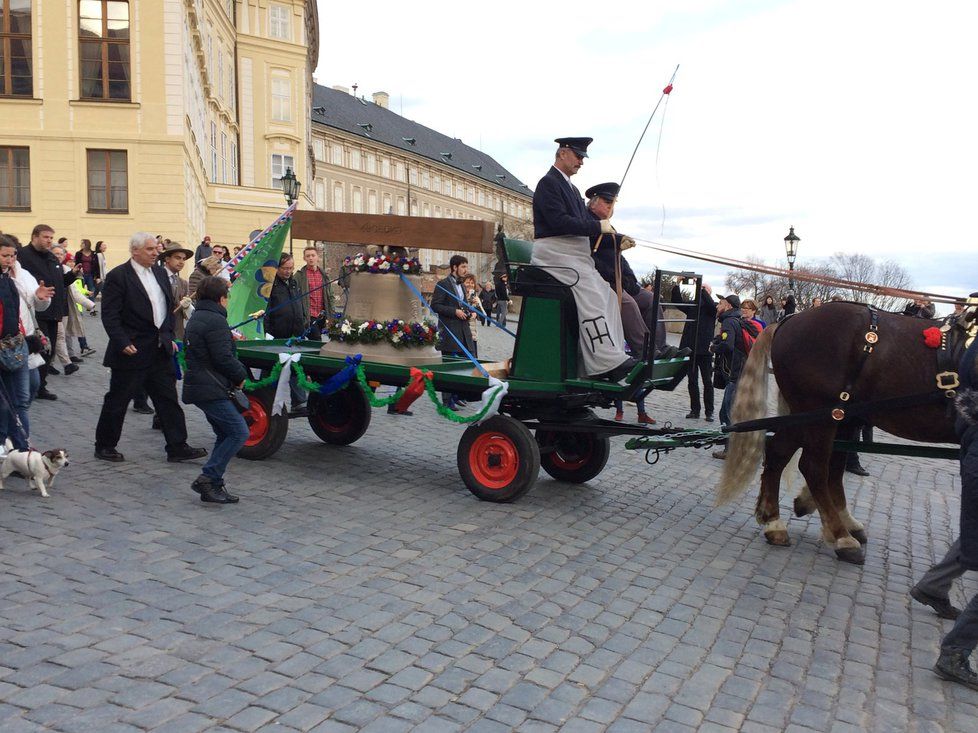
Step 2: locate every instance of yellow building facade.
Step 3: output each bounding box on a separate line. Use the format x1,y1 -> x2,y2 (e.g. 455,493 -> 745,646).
0,0 -> 318,267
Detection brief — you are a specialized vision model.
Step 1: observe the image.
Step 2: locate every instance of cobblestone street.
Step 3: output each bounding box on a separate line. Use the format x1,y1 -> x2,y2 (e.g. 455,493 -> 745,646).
1,318 -> 975,732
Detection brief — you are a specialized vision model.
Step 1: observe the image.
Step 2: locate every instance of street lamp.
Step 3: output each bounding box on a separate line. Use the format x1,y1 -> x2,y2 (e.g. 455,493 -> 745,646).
281,166 -> 300,206
784,226 -> 800,292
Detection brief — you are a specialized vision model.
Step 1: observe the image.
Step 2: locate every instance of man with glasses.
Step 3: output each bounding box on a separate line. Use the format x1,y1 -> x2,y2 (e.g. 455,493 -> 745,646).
530,137 -> 633,382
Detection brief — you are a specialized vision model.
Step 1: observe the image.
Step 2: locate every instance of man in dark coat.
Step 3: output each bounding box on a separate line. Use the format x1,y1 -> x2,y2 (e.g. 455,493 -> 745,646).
585,181 -> 683,361
916,302 -> 978,690
94,232 -> 207,463
431,254 -> 476,410
671,280 -> 718,421
17,224 -> 79,400
263,252 -> 308,413
531,137 -> 632,381
711,294 -> 758,439
194,235 -> 213,266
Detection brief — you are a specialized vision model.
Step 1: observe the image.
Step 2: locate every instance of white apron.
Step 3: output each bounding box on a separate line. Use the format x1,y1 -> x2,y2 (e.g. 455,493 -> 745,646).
531,235 -> 628,377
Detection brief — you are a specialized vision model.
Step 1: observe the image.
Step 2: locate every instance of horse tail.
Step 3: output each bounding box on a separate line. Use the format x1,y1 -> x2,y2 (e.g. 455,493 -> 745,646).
715,322 -> 779,506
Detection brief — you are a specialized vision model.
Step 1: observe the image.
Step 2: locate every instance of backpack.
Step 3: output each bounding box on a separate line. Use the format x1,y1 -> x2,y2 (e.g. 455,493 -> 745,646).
738,318 -> 760,355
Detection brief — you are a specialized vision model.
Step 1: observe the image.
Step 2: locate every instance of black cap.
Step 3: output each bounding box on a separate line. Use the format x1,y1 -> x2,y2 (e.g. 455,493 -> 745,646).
555,137 -> 593,158
584,182 -> 620,201
720,294 -> 741,309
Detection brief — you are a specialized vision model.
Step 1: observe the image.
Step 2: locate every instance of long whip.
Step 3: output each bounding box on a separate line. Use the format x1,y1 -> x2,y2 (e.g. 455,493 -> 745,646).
618,64 -> 679,196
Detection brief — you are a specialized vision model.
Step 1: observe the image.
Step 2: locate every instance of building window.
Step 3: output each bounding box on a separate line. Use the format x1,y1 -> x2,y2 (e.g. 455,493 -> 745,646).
217,47 -> 224,101
210,122 -> 217,180
0,145 -> 29,209
271,74 -> 291,121
383,192 -> 391,214
331,143 -> 343,166
409,168 -> 417,185
79,0 -> 131,101
225,0 -> 234,19
228,62 -> 235,110
368,190 -> 377,214
220,132 -> 228,183
352,187 -> 362,213
332,183 -> 344,212
270,153 -> 294,189
269,4 -> 290,40
422,171 -> 429,189
315,179 -> 325,209
467,187 -> 474,204
230,141 -> 238,185
422,203 -> 429,217
86,149 -> 128,212
443,178 -> 451,196
381,158 -> 390,178
350,149 -> 361,171
313,139 -> 324,161
434,206 -> 441,218
396,196 -> 405,215
0,0 -> 32,96
395,162 -> 405,182
410,201 -> 418,216
366,153 -> 376,175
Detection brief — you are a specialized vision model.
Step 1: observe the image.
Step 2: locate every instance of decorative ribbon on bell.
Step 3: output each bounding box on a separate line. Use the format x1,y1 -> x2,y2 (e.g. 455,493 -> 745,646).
393,367 -> 432,414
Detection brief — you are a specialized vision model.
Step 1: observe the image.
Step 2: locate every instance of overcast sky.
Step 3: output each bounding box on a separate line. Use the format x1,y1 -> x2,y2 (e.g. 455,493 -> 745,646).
314,0 -> 977,304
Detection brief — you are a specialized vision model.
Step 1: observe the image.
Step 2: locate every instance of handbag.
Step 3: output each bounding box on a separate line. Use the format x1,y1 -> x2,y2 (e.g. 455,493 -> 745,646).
202,367 -> 251,413
0,333 -> 28,371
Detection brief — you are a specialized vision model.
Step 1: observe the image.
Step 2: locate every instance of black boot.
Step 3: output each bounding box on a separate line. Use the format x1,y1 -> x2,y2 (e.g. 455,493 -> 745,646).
191,475 -> 210,496
934,648 -> 978,691
200,481 -> 239,504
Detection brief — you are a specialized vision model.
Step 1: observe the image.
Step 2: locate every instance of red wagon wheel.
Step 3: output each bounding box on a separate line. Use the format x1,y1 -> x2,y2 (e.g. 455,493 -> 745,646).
536,430 -> 611,484
237,386 -> 289,460
457,416 -> 540,502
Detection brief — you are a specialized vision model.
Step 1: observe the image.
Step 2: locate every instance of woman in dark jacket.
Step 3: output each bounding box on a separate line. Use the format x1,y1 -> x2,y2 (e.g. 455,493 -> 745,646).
182,276 -> 250,504
263,253 -> 308,412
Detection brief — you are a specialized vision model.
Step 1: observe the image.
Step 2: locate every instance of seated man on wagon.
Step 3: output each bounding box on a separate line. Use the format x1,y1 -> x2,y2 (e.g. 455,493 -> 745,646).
530,137 -> 635,382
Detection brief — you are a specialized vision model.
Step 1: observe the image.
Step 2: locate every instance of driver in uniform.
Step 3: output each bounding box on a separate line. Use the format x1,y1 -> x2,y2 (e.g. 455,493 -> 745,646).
530,137 -> 636,382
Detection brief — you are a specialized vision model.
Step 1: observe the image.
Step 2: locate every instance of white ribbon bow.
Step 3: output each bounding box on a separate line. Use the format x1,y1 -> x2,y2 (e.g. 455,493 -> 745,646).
273,352 -> 303,415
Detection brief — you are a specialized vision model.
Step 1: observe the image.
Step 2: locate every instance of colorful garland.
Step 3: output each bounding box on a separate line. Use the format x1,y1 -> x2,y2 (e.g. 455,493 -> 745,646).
325,317 -> 437,349
343,252 -> 422,275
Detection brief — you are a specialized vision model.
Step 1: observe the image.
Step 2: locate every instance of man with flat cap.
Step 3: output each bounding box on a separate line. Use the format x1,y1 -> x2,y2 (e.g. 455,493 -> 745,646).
585,182 -> 682,361
531,137 -> 634,381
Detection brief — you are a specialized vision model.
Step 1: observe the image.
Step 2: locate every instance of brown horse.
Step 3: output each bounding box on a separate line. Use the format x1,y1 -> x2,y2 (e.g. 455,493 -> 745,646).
716,302 -> 958,564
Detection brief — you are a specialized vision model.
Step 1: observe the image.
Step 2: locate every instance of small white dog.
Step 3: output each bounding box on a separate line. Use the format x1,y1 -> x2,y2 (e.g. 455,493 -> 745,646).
0,446 -> 70,498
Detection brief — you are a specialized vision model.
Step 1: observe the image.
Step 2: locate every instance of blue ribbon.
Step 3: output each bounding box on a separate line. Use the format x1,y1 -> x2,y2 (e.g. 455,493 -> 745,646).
432,282 -> 516,337
318,354 -> 362,395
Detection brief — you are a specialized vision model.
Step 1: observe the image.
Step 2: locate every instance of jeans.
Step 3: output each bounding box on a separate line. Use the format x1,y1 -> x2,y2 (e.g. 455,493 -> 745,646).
196,399 -> 250,484
494,300 -> 508,328
82,273 -> 96,294
0,365 -> 31,450
28,368 -> 39,402
719,379 -> 739,427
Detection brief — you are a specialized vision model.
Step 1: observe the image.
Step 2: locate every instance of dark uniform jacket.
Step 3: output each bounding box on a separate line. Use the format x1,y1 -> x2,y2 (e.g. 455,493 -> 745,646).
17,243 -> 77,321
672,284 -> 718,355
264,275 -> 308,338
588,210 -> 640,297
956,337 -> 978,569
431,275 -> 475,354
100,261 -> 176,370
532,167 -> 602,239
182,300 -> 249,405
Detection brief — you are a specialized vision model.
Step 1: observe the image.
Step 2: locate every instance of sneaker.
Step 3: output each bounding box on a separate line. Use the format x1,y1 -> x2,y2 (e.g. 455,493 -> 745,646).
81,347 -> 97,357
614,411 -> 624,422
48,366 -> 61,376
637,413 -> 657,425
36,388 -> 58,401
64,363 -> 79,375
70,356 -> 83,364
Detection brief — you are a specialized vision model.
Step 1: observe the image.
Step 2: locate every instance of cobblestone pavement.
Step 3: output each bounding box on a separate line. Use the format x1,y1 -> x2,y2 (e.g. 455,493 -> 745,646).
1,315 -> 975,732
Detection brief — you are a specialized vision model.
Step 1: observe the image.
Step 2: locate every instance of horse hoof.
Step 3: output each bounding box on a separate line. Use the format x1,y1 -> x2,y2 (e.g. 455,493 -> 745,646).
764,530 -> 791,546
835,546 -> 866,565
793,497 -> 813,517
851,529 -> 868,545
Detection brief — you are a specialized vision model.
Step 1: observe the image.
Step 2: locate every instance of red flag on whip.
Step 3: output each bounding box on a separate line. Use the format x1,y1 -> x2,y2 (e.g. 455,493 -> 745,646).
663,84 -> 673,94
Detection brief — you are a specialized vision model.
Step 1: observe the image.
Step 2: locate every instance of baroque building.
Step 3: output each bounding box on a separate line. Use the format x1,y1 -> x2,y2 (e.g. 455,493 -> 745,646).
0,0 -> 318,266
308,84 -> 533,279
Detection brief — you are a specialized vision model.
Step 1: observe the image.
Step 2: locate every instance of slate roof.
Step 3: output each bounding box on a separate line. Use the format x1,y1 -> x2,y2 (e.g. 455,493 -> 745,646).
311,84 -> 532,198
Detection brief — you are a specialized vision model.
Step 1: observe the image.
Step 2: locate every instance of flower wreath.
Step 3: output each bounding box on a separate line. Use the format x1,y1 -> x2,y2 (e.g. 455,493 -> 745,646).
326,317 -> 437,348
343,251 -> 422,275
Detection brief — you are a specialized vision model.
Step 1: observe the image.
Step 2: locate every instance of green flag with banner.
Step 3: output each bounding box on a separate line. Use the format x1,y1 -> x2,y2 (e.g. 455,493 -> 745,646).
225,204 -> 295,339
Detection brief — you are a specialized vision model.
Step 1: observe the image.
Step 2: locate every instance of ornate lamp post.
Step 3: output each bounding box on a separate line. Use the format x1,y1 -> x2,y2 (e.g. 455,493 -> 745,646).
784,226 -> 800,292
281,166 -> 300,206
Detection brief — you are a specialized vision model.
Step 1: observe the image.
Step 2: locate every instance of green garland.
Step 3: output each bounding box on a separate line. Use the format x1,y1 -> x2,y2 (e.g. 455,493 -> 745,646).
176,347 -> 282,392
422,375 -> 504,424
355,364 -> 407,406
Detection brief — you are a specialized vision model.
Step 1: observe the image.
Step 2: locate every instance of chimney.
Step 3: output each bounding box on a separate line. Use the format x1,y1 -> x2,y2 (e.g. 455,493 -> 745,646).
331,85 -> 350,95
372,91 -> 390,109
